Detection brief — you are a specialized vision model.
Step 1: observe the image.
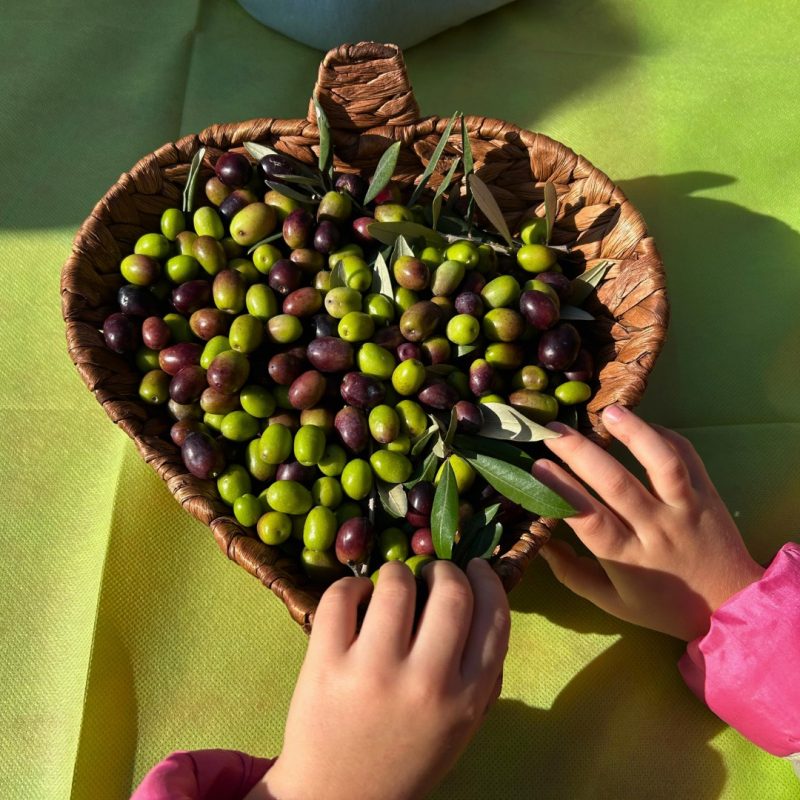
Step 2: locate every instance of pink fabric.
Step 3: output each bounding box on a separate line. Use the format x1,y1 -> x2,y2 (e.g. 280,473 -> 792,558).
130,749 -> 273,800
679,542 -> 800,757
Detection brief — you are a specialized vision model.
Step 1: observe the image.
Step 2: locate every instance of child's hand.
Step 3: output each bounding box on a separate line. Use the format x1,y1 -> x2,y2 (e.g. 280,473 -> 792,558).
533,405 -> 764,641
248,558 -> 509,800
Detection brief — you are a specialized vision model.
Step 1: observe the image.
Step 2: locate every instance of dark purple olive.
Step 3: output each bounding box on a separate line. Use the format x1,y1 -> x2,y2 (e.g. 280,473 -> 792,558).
340,372 -> 386,409
276,461 -> 317,483
334,406 -> 369,453
171,279 -> 211,315
396,342 -> 422,362
286,344 -> 307,362
290,248 -> 325,274
207,350 -> 250,394
406,510 -> 430,529
288,370 -> 327,409
218,189 -> 258,223
454,400 -> 483,434
372,325 -> 404,351
283,287 -> 323,317
313,220 -> 341,254
189,308 -> 231,341
334,173 -> 367,203
469,358 -> 494,397
215,152 -> 252,188
282,208 -> 313,249
168,399 -> 202,421
268,352 -> 305,385
408,480 -> 435,515
538,323 -> 581,371
169,365 -> 207,404
417,380 -> 458,410
520,290 -> 559,331
141,316 -> 171,350
410,528 -> 435,557
103,312 -> 139,353
352,216 -> 375,243
311,313 -> 338,338
461,271 -> 487,295
268,259 -> 303,296
564,348 -> 595,382
454,292 -> 484,316
259,154 -> 298,181
118,284 -> 158,318
158,342 -> 203,376
181,431 -> 226,480
335,517 -> 374,564
306,337 -> 355,373
536,271 -> 572,303
170,418 -> 207,447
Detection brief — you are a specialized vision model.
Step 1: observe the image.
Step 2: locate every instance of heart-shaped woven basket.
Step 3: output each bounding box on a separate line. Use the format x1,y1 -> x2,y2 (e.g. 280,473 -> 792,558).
61,42 -> 668,631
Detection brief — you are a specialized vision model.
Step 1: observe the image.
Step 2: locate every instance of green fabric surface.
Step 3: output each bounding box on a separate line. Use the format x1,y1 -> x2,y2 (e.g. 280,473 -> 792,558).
1,0 -> 798,797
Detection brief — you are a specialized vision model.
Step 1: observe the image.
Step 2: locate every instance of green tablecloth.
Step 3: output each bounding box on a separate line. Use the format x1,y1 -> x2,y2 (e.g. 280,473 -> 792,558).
2,1 -> 799,797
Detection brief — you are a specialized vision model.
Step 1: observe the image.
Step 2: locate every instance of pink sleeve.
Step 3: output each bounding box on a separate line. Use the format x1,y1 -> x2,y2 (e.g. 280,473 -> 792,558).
679,542 -> 800,757
130,749 -> 274,800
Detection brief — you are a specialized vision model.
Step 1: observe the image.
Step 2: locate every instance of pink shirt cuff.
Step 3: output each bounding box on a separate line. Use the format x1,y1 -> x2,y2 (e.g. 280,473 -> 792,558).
131,749 -> 274,800
679,542 -> 800,756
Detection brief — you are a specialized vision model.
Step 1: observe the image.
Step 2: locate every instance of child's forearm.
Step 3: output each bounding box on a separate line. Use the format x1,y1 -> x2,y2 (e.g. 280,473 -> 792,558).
679,542 -> 800,767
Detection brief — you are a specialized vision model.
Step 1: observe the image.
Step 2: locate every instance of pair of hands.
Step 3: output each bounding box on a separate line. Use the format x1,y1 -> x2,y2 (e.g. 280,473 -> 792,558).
247,407 -> 764,800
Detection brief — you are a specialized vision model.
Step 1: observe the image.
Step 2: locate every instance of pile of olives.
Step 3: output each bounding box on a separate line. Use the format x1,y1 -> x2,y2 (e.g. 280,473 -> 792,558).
102,147 -> 595,583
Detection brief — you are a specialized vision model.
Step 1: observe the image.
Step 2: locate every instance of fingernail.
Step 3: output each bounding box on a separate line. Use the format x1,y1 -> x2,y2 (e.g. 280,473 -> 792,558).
532,459 -> 551,477
603,404 -> 628,423
546,421 -> 569,434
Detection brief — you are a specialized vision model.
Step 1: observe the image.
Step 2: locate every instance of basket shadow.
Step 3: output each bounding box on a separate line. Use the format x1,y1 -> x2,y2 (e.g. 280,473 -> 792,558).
435,635 -> 726,800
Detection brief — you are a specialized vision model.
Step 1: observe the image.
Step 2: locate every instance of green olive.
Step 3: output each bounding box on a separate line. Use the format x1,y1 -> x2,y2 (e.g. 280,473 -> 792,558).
303,505 -> 338,551
520,217 -> 548,245
165,254 -> 199,283
435,454 -> 476,494
294,424 -> 327,466
405,554 -> 434,577
221,410 -> 260,442
260,423 -> 293,464
379,527 -> 409,562
517,243 -> 556,273
252,243 -> 282,274
233,493 -> 262,527
338,311 -> 374,343
391,359 -> 426,396
335,501 -> 362,526
311,477 -> 343,509
368,405 -> 400,444
139,369 -> 170,404
163,313 -> 193,343
240,385 -> 275,418
554,380 -> 592,405
301,547 -> 345,582
160,208 -> 186,241
267,314 -> 303,344
229,314 -> 264,353
481,275 -> 521,309
369,450 -> 412,483
364,293 -> 395,325
324,286 -> 362,319
200,335 -> 230,369
446,314 -> 480,345
265,480 -> 313,515
396,399 -> 428,438
193,206 -> 225,240
135,347 -> 160,372
445,240 -> 480,267
318,443 -> 347,477
340,458 -> 373,500
246,284 -> 279,321
134,232 -> 171,260
217,464 -> 252,505
257,511 -> 293,545
245,439 -> 277,482
357,342 -> 395,379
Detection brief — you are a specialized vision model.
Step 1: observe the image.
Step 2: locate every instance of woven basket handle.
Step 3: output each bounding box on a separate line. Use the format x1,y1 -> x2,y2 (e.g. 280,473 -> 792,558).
307,42 -> 420,131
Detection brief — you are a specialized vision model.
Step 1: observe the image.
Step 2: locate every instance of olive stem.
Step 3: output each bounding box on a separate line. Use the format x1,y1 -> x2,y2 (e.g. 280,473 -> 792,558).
440,232 -> 515,255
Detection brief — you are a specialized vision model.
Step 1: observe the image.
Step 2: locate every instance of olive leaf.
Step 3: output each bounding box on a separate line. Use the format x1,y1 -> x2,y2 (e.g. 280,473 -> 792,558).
432,157 -> 461,229
452,434 -> 534,471
437,212 -> 469,235
559,305 -> 595,321
329,260 -> 347,289
391,234 -> 416,266
411,424 -> 439,457
570,260 -> 613,306
431,460 -> 459,559
544,181 -> 558,244
479,403 -> 562,442
432,436 -> 447,458
467,174 -> 513,246
368,221 -> 446,248
409,111 -> 460,205
371,251 -> 394,299
377,479 -> 408,519
404,450 -> 440,488
462,503 -> 501,539
274,173 -> 325,189
312,97 -> 333,179
364,140 -> 402,204
246,231 -> 284,254
464,452 -> 576,518
426,364 -> 456,377
455,344 -> 479,358
461,115 -> 474,178
443,407 -> 458,447
244,141 -> 278,160
182,146 -> 206,214
264,179 -> 317,205
456,522 -> 503,565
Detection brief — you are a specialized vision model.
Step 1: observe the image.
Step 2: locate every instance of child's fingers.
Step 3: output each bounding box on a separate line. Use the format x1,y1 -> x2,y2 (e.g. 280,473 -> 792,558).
532,458 -> 633,556
543,423 -> 653,525
413,561 -> 474,677
538,539 -> 623,616
460,559 -> 510,692
601,406 -> 693,506
310,576 -> 374,656
357,561 -> 418,660
651,425 -> 712,489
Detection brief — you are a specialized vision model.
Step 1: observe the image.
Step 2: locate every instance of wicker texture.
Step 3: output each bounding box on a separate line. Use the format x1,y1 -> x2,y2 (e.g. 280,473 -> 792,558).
61,43 -> 668,631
